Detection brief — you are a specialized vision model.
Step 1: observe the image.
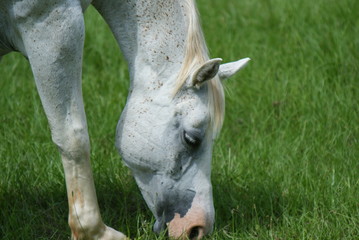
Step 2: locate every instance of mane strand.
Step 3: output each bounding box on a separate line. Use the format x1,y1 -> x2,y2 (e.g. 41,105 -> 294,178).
175,0 -> 225,138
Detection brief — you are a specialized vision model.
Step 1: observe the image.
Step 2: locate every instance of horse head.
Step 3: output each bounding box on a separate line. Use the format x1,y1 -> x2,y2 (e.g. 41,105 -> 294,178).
116,57 -> 249,239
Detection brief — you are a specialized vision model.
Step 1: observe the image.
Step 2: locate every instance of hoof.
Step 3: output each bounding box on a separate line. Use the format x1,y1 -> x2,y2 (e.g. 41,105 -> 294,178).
101,226 -> 128,240
71,225 -> 128,240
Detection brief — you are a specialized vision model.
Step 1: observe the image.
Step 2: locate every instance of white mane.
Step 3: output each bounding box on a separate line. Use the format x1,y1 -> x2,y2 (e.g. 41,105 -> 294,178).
175,0 -> 225,138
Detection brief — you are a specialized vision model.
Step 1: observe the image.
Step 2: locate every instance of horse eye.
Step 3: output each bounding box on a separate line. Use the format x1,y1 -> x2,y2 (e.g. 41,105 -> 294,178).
183,131 -> 201,147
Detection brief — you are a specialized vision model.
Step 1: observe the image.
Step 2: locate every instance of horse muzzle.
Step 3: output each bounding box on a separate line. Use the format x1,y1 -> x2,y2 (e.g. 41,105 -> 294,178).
153,193 -> 214,239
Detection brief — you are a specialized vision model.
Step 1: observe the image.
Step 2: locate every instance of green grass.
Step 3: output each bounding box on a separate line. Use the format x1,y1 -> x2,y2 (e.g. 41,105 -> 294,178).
1,0 -> 358,239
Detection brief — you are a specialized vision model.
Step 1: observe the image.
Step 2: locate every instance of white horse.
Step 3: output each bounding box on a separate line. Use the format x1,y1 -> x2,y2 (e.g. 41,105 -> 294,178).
0,0 -> 249,239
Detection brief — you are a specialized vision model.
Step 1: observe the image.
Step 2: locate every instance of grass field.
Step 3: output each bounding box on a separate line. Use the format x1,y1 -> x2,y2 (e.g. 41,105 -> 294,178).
1,0 -> 358,239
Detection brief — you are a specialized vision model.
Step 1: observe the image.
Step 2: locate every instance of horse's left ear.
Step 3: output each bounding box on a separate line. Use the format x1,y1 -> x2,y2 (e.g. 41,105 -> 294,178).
191,58 -> 222,87
218,58 -> 250,80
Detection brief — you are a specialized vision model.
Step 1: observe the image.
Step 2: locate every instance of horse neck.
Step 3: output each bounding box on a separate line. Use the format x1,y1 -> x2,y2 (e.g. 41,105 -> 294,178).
112,0 -> 190,95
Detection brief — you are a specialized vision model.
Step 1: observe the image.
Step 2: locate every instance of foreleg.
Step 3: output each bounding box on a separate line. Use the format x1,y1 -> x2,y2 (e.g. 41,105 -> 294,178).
16,2 -> 126,240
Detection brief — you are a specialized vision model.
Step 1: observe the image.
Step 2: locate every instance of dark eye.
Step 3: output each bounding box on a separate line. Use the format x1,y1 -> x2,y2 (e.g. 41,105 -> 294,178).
183,131 -> 201,148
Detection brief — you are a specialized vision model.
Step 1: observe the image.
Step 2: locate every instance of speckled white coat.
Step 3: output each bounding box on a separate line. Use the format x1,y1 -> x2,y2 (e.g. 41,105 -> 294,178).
0,0 -> 249,239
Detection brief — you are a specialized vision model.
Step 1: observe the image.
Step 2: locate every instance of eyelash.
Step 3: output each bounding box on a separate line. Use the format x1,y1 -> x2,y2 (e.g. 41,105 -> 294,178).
183,131 -> 201,147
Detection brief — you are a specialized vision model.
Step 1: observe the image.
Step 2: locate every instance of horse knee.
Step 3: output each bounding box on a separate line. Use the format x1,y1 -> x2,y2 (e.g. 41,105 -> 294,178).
52,124 -> 90,161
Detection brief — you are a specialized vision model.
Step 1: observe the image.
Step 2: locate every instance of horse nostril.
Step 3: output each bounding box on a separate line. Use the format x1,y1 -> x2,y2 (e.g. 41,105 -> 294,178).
188,226 -> 204,239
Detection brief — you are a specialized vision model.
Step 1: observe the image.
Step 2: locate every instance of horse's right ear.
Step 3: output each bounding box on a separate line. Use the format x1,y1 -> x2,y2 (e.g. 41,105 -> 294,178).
218,58 -> 250,80
191,58 -> 222,88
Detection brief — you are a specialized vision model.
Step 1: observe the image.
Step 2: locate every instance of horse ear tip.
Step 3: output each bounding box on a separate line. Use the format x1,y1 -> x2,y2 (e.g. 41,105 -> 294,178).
241,57 -> 251,63
211,58 -> 223,64
237,57 -> 251,68
218,57 -> 251,81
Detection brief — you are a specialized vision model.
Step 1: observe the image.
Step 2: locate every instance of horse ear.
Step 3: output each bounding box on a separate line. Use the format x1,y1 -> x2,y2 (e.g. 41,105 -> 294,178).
218,58 -> 250,80
191,58 -> 222,87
